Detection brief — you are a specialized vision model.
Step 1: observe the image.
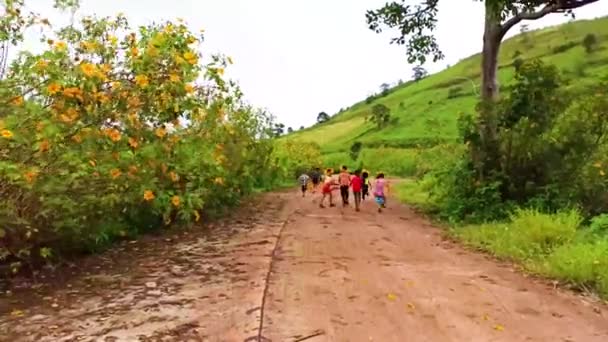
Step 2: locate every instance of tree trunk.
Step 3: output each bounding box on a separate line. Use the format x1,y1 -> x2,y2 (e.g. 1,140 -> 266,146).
475,5 -> 504,179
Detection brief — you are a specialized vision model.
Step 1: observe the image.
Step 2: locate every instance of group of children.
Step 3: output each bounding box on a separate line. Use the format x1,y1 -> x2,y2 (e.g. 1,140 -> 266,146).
298,166 -> 388,213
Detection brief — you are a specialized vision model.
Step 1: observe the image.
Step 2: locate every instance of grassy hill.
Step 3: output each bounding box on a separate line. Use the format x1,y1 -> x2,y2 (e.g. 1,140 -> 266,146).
286,17 -> 608,174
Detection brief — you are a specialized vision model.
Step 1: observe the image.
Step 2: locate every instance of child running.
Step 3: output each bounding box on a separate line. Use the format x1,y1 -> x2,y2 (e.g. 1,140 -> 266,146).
338,165 -> 351,207
351,169 -> 363,212
310,167 -> 321,193
361,170 -> 371,201
320,168 -> 337,208
298,172 -> 310,197
374,172 -> 388,213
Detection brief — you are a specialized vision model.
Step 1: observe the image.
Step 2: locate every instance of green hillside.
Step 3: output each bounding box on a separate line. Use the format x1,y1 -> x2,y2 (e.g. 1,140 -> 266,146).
287,17 -> 608,172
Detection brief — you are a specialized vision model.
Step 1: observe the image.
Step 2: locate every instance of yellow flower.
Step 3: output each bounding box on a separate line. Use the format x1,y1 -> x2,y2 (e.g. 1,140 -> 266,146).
36,59 -> 49,70
184,83 -> 195,93
1,129 -> 13,139
110,168 -> 122,179
193,210 -> 200,222
214,177 -> 224,185
171,195 -> 180,207
169,73 -> 180,82
109,35 -> 118,45
155,127 -> 167,138
80,41 -> 96,52
54,41 -> 67,50
147,45 -> 159,57
143,190 -> 155,201
134,75 -> 149,88
111,81 -> 121,89
11,96 -> 24,106
217,68 -> 225,76
183,51 -> 197,64
169,171 -> 179,182
128,137 -> 139,149
80,63 -> 97,77
47,83 -> 61,95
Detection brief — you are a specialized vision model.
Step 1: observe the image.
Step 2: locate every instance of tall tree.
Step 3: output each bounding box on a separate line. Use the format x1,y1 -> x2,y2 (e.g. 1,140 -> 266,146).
317,111 -> 330,123
412,65 -> 428,81
287,127 -> 293,133
369,104 -> 391,129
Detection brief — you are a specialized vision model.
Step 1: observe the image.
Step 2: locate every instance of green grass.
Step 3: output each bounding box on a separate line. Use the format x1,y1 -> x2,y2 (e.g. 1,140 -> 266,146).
452,209 -> 608,299
287,17 -> 608,165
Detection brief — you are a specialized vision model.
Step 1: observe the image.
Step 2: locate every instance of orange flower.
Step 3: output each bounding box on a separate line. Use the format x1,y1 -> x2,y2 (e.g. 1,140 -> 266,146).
24,170 -> 38,184
143,190 -> 155,201
128,137 -> 139,148
155,127 -> 167,138
63,87 -> 82,98
107,128 -> 121,142
47,83 -> 61,95
134,75 -> 149,88
39,139 -> 50,152
128,165 -> 138,176
171,195 -> 180,207
169,171 -> 179,182
1,129 -> 13,139
110,168 -> 122,179
11,96 -> 24,106
60,108 -> 79,123
71,134 -> 82,143
130,46 -> 139,57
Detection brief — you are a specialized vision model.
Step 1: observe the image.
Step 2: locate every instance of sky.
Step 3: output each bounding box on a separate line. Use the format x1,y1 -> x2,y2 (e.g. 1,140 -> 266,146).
18,0 -> 608,129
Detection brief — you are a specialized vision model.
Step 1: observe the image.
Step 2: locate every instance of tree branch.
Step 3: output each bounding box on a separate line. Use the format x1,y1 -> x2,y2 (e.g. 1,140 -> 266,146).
500,0 -> 601,38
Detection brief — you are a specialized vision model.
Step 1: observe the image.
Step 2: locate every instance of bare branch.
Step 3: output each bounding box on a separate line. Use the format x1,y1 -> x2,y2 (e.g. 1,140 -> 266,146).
500,0 -> 601,37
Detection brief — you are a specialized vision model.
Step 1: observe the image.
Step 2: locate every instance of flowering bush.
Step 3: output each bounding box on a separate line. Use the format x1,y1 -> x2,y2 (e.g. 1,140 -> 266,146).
0,1 -> 277,272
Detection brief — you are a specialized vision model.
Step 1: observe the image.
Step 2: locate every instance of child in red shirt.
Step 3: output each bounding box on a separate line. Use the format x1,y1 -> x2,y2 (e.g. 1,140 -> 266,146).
350,169 -> 363,212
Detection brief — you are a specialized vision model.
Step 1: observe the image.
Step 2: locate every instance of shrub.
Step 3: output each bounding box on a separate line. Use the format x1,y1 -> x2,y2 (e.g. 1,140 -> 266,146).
447,86 -> 464,99
582,33 -> 598,54
552,41 -> 578,54
0,3 -> 279,273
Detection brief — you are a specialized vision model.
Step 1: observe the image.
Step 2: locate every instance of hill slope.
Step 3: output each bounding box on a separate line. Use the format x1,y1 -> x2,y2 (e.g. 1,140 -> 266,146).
287,17 -> 608,166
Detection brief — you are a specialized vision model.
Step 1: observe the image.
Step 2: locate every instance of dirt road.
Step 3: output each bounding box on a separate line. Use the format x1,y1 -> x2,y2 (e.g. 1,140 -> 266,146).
1,189 -> 607,341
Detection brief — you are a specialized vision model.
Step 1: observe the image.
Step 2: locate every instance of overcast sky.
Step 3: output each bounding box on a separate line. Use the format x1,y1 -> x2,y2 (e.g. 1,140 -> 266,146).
20,0 -> 608,129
